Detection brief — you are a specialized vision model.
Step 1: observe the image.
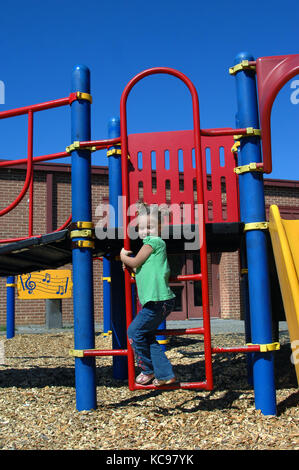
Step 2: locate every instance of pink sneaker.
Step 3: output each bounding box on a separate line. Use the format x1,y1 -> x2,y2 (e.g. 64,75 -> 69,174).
135,372 -> 154,385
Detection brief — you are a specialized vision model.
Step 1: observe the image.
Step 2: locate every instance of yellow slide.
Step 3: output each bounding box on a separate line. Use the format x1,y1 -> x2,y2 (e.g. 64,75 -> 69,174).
269,205 -> 299,385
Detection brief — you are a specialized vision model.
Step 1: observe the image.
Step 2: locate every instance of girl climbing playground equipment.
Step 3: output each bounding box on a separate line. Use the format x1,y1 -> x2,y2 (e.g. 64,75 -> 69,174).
0,53 -> 299,416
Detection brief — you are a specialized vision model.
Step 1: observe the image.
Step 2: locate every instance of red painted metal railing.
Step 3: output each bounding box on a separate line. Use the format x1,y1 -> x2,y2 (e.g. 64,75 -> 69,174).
0,95 -> 76,240
0,91 -> 122,243
256,54 -> 299,174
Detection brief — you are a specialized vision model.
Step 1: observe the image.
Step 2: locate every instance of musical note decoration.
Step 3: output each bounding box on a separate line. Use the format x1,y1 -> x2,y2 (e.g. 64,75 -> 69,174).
17,270 -> 72,299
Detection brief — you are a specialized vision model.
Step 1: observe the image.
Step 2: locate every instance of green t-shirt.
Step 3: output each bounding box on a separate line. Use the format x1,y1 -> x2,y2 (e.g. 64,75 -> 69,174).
135,236 -> 175,306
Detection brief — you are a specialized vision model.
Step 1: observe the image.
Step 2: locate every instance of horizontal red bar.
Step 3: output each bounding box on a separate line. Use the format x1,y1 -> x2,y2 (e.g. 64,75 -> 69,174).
0,151 -> 70,168
133,381 -> 208,391
83,349 -> 128,357
0,96 -> 71,119
0,138 -> 122,169
0,234 -> 43,244
212,345 -> 260,354
79,137 -> 121,149
200,127 -> 248,137
156,327 -> 204,336
169,273 -> 202,282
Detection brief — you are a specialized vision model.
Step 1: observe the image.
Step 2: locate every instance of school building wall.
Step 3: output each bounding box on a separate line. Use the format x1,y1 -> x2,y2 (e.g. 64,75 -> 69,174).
0,162 -> 298,326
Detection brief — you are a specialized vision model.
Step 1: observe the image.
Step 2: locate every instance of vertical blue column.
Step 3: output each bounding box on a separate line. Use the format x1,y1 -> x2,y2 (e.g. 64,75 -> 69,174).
6,276 -> 15,339
108,117 -> 128,380
71,65 -> 96,411
156,323 -> 168,352
233,52 -> 276,415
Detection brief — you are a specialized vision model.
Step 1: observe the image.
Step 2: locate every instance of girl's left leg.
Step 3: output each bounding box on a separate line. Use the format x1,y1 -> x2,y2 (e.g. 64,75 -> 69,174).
127,305 -> 156,375
148,299 -> 176,381
127,299 -> 176,381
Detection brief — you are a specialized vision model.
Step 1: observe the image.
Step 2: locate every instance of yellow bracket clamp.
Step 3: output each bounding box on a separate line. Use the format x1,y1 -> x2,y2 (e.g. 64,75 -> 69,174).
231,141 -> 240,153
6,283 -> 17,287
107,144 -> 121,157
233,127 -> 261,140
157,339 -> 170,345
244,222 -> 269,232
76,240 -> 95,249
76,92 -> 92,103
66,141 -> 97,153
234,162 -> 264,175
247,342 -> 280,352
106,143 -> 132,161
70,229 -> 94,239
229,60 -> 256,75
102,330 -> 112,337
231,128 -> 261,154
102,276 -> 111,283
69,349 -> 85,357
76,221 -> 94,229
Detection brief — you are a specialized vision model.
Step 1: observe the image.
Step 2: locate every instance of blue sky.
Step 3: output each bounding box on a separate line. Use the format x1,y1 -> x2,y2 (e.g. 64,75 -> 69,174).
0,0 -> 298,180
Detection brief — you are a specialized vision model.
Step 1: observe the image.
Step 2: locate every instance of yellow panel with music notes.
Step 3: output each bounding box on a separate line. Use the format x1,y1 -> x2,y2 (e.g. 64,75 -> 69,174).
17,270 -> 72,299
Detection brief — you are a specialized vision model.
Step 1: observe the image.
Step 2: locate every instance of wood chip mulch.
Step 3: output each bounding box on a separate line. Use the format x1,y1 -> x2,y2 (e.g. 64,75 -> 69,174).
0,329 -> 298,450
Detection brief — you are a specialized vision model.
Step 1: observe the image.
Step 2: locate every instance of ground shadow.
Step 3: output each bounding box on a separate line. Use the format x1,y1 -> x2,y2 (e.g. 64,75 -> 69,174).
0,337 -> 297,415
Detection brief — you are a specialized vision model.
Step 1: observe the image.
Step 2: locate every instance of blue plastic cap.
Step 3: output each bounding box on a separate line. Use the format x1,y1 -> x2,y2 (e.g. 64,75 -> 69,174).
108,117 -> 120,137
72,65 -> 90,93
234,52 -> 255,65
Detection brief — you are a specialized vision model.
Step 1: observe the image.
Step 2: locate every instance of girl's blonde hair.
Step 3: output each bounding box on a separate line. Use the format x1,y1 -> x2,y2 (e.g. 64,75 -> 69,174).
135,200 -> 169,225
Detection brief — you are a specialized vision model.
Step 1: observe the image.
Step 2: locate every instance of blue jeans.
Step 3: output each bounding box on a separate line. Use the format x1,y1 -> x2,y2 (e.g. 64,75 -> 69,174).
127,298 -> 175,381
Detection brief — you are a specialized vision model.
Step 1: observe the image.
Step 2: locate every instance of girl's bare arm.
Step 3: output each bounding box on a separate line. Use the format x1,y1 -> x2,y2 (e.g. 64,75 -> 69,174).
120,244 -> 153,269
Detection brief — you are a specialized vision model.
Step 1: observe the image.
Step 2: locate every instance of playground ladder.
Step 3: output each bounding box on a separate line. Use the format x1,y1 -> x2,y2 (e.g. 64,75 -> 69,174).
120,68 -> 214,391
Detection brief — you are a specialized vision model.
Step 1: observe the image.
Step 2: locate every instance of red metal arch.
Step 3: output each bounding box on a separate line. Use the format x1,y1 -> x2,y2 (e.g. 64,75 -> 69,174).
120,67 -> 204,249
256,54 -> 299,174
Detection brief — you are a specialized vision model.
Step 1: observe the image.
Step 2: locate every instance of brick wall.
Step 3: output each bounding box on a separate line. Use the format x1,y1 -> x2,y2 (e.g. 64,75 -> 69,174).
0,163 -> 298,326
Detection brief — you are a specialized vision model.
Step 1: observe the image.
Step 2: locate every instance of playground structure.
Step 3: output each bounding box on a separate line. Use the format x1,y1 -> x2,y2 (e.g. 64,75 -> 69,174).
0,52 -> 298,416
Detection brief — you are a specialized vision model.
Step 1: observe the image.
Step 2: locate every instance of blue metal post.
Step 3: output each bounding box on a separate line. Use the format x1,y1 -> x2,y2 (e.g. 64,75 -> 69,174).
108,117 -> 128,380
233,52 -> 276,415
103,257 -> 111,335
71,65 -> 97,411
156,322 -> 168,352
6,276 -> 15,339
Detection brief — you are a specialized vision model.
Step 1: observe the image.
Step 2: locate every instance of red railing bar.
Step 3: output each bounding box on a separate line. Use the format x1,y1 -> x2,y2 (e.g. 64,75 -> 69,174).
0,151 -> 70,168
0,214 -> 71,244
53,214 -> 72,232
79,137 -> 121,149
82,349 -> 128,357
133,381 -> 209,391
0,95 -> 74,120
156,327 -> 204,336
212,345 -> 260,354
28,111 -> 34,237
0,112 -> 34,217
200,127 -> 248,137
29,176 -> 34,237
0,138 -> 121,170
130,274 -> 203,284
0,235 -> 42,244
169,273 -> 202,282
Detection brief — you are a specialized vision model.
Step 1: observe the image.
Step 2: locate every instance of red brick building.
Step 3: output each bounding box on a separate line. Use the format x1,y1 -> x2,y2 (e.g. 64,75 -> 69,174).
0,161 -> 298,326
